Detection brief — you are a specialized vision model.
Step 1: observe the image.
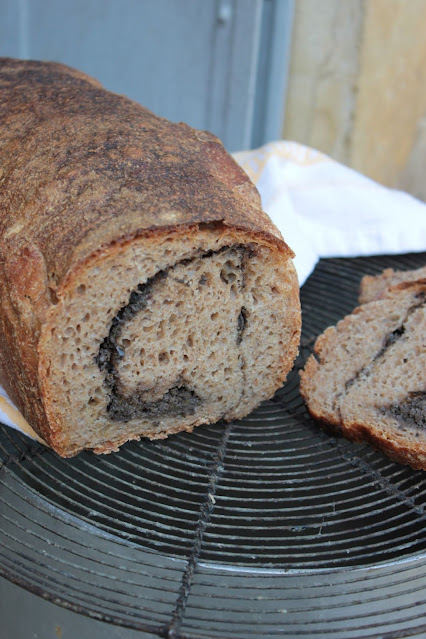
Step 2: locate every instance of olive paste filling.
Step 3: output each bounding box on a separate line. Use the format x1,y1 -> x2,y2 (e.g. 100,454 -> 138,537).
95,245 -> 251,422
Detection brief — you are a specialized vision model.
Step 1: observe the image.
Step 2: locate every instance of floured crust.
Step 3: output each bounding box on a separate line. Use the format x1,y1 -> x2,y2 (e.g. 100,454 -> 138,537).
0,58 -> 290,285
300,279 -> 426,470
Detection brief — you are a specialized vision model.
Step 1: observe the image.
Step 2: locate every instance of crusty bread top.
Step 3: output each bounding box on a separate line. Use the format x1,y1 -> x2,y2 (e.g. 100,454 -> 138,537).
0,58 -> 291,294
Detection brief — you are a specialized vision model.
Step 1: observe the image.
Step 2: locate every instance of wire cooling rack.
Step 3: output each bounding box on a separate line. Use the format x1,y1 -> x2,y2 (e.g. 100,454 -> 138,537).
1,252 -> 426,639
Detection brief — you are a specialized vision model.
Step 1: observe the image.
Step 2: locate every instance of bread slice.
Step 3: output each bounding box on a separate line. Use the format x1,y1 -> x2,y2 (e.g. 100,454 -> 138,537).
359,265 -> 426,303
0,58 -> 301,457
300,280 -> 426,470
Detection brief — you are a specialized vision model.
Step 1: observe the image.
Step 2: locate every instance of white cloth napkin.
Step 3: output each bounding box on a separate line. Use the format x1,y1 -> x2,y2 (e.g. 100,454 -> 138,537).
233,141 -> 426,286
1,141 -> 425,441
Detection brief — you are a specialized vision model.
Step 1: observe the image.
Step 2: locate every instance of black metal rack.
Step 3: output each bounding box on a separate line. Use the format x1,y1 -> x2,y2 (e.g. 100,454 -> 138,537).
1,253 -> 426,638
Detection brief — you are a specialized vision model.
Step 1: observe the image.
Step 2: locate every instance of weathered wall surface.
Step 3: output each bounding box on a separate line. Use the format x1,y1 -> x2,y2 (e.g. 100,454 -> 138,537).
283,0 -> 426,200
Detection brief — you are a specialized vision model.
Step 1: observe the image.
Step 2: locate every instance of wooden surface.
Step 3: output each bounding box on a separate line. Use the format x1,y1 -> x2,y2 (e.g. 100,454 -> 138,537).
284,0 -> 426,200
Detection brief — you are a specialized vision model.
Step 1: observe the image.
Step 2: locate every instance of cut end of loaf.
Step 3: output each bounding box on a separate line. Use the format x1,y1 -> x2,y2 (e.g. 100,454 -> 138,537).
38,226 -> 300,456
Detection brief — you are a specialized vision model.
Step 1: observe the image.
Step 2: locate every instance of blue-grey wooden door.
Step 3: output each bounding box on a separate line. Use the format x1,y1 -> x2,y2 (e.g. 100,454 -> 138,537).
0,0 -> 293,151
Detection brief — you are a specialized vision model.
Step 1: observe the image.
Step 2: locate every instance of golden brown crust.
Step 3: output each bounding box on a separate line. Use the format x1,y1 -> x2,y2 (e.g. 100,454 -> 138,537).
0,58 -> 289,283
0,58 -> 297,452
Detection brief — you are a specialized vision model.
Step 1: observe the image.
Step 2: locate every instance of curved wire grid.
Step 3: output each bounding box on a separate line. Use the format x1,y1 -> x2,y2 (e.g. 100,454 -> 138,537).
1,252 -> 426,638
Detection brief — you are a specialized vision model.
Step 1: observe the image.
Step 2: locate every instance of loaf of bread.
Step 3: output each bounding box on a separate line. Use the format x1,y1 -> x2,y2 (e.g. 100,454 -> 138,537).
0,58 -> 301,457
359,265 -> 426,304
300,280 -> 426,470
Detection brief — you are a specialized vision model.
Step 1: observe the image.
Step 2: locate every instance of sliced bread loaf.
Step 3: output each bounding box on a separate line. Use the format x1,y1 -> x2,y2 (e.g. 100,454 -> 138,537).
300,280 -> 426,469
0,58 -> 301,457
